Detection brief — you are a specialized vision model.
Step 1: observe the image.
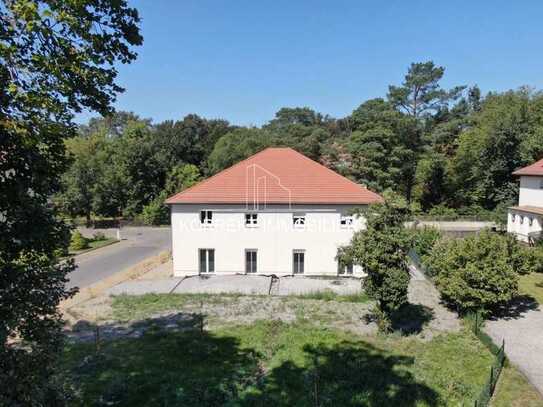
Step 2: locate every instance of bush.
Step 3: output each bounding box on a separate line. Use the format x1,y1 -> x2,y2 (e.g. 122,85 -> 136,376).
425,230 -> 526,313
92,231 -> 106,241
409,226 -> 442,261
139,199 -> 169,226
69,230 -> 89,251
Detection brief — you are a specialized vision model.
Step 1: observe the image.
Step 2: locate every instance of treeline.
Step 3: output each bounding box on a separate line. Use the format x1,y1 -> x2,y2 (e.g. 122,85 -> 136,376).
55,61 -> 543,224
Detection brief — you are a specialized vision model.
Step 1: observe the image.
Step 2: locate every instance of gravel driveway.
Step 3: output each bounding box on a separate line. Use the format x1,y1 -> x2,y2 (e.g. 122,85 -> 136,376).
485,304 -> 543,396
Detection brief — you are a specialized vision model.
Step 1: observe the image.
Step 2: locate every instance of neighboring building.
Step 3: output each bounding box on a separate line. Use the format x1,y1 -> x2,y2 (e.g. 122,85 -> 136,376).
507,158 -> 543,243
166,147 -> 383,277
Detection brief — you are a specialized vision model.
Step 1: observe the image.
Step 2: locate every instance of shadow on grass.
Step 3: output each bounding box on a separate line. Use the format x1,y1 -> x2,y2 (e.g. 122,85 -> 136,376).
63,315 -> 440,406
490,295 -> 540,321
391,303 -> 434,335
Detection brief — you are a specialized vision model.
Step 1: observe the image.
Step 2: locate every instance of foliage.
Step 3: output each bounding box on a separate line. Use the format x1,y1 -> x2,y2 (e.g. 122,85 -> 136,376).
409,226 -> 442,261
69,231 -> 89,251
0,0 -> 141,404
62,319 -> 501,406
339,195 -> 412,325
425,230 -> 532,313
387,61 -> 465,118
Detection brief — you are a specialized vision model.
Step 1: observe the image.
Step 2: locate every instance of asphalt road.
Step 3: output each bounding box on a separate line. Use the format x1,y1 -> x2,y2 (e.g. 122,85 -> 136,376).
67,227 -> 171,289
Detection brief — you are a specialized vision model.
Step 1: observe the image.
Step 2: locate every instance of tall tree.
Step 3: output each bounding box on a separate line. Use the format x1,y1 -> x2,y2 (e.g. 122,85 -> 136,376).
0,1 -> 141,404
339,195 -> 412,331
388,61 -> 465,118
348,99 -> 419,201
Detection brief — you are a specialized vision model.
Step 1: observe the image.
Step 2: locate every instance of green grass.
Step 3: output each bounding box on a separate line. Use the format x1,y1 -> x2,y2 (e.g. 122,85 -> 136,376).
63,320 -> 498,406
291,290 -> 370,303
111,291 -> 369,322
519,273 -> 543,305
492,364 -> 543,407
69,237 -> 117,256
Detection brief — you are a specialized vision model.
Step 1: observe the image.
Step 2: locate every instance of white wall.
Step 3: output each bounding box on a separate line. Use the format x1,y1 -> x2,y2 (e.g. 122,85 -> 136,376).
170,204 -> 367,276
507,210 -> 542,242
519,176 -> 543,206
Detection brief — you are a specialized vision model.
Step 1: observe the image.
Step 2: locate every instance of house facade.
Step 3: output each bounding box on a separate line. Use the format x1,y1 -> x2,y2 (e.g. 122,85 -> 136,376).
166,148 -> 383,277
507,158 -> 543,243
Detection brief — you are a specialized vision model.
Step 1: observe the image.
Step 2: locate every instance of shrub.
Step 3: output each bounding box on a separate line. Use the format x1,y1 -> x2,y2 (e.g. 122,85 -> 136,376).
425,230 -> 525,313
92,231 -> 106,241
339,194 -> 412,329
409,226 -> 442,262
69,230 -> 89,251
139,198 -> 169,226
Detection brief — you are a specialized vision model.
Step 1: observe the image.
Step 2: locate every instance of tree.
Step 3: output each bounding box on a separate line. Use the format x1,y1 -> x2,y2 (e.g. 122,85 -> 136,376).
412,153 -> 450,211
388,61 -> 465,118
348,99 -> 419,201
339,195 -> 412,330
140,164 -> 201,225
0,1 -> 141,404
54,134 -> 106,223
425,230 -> 527,313
207,128 -> 275,173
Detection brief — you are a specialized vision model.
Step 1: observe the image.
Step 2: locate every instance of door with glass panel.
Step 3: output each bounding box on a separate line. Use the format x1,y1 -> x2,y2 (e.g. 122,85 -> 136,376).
293,250 -> 305,274
245,249 -> 257,273
199,249 -> 215,273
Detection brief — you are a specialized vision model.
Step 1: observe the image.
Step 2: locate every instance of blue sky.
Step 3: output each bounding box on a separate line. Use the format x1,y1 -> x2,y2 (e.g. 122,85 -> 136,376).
79,0 -> 543,126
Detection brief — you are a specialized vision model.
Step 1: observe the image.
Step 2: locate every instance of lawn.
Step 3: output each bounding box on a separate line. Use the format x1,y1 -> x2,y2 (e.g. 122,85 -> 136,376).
63,320 -> 496,406
519,272 -> 543,305
69,237 -> 117,256
492,364 -> 543,407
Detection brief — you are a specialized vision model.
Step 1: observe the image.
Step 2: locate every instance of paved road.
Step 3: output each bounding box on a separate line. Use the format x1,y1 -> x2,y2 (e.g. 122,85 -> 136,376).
485,304 -> 543,396
67,227 -> 171,289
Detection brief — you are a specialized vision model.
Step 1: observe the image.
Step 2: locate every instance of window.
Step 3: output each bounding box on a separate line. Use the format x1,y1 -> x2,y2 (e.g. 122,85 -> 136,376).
540,179 -> 543,189
199,249 -> 215,273
520,216 -> 524,225
200,210 -> 212,225
338,262 -> 353,275
245,213 -> 258,227
340,214 -> 354,227
529,217 -> 534,227
293,213 -> 306,227
245,250 -> 257,273
511,214 -> 516,223
293,250 -> 305,274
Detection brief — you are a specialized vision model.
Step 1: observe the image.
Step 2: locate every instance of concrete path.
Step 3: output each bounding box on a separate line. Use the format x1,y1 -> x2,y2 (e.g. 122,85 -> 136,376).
485,305 -> 543,395
68,227 -> 171,289
108,274 -> 363,297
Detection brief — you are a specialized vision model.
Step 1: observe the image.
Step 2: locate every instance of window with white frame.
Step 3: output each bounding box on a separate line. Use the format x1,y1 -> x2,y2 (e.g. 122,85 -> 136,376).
200,210 -> 212,225
199,249 -> 215,273
529,217 -> 534,227
293,250 -> 305,274
520,215 -> 524,225
245,249 -> 257,273
293,213 -> 306,227
511,214 -> 516,223
245,213 -> 258,227
340,214 -> 354,227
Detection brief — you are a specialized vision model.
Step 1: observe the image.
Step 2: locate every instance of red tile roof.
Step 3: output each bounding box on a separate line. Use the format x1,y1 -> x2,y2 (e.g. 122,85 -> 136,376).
513,158 -> 543,176
165,147 -> 383,205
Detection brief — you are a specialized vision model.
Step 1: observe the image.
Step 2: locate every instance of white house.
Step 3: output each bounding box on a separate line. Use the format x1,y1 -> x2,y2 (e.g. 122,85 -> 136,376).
507,158 -> 543,243
166,147 -> 383,277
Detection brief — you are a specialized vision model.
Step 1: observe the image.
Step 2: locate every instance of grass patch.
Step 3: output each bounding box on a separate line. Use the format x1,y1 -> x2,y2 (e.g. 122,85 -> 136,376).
492,363 -> 543,407
519,273 -> 543,305
292,290 -> 370,303
69,237 -> 117,256
63,320 -> 498,406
